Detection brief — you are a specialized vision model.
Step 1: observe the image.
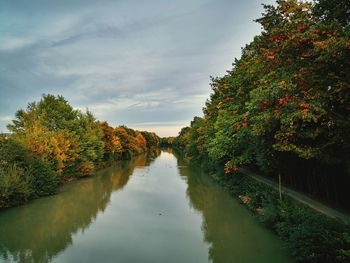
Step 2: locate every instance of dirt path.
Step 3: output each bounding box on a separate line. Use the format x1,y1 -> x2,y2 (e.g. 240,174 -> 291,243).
240,168 -> 350,224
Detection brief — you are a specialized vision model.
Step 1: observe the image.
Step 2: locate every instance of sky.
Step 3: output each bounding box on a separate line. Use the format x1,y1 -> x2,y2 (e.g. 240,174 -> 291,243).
0,0 -> 275,137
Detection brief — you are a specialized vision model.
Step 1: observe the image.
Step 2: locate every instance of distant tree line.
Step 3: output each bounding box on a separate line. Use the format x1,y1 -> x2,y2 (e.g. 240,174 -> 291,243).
0,94 -> 160,208
171,0 -> 350,210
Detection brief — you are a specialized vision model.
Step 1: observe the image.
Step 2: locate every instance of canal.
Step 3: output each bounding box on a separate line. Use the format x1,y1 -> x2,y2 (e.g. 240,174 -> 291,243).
0,150 -> 293,263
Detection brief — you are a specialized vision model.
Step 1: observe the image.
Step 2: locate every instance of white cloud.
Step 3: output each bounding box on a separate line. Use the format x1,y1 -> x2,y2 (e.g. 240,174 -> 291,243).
0,0 -> 276,136
0,37 -> 34,51
0,115 -> 12,122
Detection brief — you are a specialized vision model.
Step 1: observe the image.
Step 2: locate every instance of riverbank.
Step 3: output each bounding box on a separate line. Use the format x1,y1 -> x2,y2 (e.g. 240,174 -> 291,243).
0,137 -> 160,211
0,150 -> 294,263
205,167 -> 350,263
239,167 -> 350,224
0,95 -> 162,210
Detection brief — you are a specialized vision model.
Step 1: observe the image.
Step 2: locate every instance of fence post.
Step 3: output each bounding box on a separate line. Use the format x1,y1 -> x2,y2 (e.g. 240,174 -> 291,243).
279,173 -> 282,201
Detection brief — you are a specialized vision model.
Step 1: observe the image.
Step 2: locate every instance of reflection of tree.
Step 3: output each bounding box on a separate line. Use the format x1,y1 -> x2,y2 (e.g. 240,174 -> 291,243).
148,147 -> 161,160
180,165 -> 225,262
0,153 -> 159,263
181,163 -> 292,263
160,147 -> 173,154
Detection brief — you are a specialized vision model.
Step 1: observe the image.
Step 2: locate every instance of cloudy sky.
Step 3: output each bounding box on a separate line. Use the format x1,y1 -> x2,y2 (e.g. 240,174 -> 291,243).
0,0 -> 275,137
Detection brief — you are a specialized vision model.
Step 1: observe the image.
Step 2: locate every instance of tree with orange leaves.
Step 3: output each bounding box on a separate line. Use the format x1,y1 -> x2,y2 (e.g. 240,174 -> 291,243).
100,121 -> 123,161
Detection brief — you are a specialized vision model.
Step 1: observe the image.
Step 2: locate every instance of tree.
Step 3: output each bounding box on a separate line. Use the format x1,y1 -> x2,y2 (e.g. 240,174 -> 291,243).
314,0 -> 350,27
7,95 -> 105,177
135,133 -> 147,151
176,0 -> 350,209
100,121 -> 123,161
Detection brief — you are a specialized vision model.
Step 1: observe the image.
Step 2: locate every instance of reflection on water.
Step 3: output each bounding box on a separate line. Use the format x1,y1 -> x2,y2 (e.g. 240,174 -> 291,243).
0,149 -> 293,263
176,154 -> 294,263
0,153 -> 158,263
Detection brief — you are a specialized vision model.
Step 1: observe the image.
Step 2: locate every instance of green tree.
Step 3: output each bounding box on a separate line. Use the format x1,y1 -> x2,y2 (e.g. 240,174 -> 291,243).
176,0 -> 350,208
314,0 -> 350,27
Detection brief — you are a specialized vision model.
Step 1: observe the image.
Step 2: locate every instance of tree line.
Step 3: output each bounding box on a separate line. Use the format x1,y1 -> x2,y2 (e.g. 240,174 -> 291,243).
0,94 -> 160,208
171,0 -> 350,210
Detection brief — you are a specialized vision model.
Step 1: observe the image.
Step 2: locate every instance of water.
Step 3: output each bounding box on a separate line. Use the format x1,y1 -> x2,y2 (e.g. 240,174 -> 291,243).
0,150 -> 294,263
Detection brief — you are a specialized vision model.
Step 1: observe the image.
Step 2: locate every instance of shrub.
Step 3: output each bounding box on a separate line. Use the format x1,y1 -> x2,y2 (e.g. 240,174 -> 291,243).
26,158 -> 58,197
0,137 -> 27,168
278,211 -> 350,263
0,165 -> 30,208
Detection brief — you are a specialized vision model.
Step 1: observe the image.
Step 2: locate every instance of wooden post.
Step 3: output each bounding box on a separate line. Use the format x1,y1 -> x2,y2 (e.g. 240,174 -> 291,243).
278,173 -> 282,201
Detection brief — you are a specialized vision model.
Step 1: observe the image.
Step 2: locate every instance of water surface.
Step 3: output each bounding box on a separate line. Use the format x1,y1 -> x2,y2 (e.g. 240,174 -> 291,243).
0,150 -> 294,263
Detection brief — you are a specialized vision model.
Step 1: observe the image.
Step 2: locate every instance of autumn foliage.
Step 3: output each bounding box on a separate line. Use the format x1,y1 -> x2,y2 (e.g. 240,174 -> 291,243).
174,0 -> 350,210
0,95 -> 160,208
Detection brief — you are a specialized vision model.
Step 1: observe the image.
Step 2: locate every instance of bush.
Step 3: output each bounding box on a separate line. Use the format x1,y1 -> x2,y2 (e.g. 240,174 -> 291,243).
276,210 -> 350,263
0,137 -> 27,168
26,158 -> 58,197
0,165 -> 31,208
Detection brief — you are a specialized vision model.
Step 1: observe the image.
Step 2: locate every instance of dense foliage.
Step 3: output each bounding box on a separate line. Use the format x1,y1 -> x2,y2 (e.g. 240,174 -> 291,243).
212,171 -> 350,263
0,94 -> 160,208
173,0 -> 350,209
171,1 -> 350,262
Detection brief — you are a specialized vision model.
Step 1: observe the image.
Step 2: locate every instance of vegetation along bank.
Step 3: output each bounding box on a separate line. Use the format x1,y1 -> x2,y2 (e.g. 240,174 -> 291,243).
0,94 -> 161,209
169,1 -> 350,262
